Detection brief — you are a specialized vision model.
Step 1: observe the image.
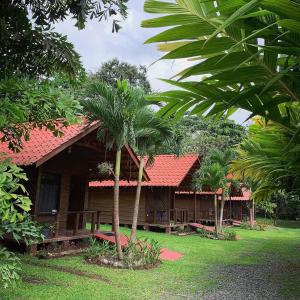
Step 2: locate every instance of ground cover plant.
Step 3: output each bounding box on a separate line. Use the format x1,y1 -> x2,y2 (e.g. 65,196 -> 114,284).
85,238 -> 161,269
1,223 -> 299,300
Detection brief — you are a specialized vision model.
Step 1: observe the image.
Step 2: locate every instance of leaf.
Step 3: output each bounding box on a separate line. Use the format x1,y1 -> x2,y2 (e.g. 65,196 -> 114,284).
161,37 -> 235,59
144,22 -> 215,44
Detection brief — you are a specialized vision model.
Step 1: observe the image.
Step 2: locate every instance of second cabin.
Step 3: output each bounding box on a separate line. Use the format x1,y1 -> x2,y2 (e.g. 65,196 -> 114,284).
89,155 -> 251,232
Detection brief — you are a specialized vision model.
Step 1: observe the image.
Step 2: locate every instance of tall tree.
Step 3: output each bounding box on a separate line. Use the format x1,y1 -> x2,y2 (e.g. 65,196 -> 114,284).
1,0 -> 127,79
90,58 -> 152,93
209,149 -> 235,229
143,0 -> 300,126
160,116 -> 246,158
130,109 -> 172,242
82,80 -> 146,260
193,163 -> 226,236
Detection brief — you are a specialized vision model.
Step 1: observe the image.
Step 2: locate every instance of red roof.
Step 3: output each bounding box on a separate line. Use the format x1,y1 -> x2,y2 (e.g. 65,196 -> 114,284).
90,154 -> 199,187
0,120 -> 100,166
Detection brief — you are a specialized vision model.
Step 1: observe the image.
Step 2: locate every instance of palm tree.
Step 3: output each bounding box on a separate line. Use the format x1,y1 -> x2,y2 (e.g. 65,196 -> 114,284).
193,163 -> 226,236
231,112 -> 300,201
130,109 -> 172,242
209,149 -> 235,229
143,0 -> 300,126
82,80 -> 141,260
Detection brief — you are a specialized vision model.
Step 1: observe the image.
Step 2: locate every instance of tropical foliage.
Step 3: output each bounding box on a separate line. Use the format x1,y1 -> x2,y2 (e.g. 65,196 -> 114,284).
0,160 -> 43,288
231,108 -> 300,202
160,116 -> 246,157
90,58 -> 152,93
193,162 -> 225,235
130,109 -> 172,242
1,0 -> 128,79
82,80 -> 137,259
0,78 -> 82,152
143,0 -> 300,125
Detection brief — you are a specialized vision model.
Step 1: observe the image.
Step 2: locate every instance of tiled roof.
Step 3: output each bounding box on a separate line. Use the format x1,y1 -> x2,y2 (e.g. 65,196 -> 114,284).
0,120 -> 100,166
90,154 -> 200,188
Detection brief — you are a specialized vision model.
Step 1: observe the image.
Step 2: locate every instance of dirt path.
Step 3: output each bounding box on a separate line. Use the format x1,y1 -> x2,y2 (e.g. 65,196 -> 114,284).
24,261 -> 111,284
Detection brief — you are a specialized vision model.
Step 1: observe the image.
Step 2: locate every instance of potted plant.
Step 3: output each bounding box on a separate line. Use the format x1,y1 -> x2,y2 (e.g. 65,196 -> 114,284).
41,223 -> 55,239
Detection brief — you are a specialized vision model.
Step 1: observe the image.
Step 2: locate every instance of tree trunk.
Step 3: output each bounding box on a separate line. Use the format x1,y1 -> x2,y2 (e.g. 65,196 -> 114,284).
214,193 -> 218,237
130,156 -> 144,243
219,192 -> 225,230
113,149 -> 123,260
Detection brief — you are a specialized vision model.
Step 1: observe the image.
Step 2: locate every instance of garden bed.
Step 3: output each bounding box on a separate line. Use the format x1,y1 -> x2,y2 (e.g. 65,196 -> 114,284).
84,238 -> 161,270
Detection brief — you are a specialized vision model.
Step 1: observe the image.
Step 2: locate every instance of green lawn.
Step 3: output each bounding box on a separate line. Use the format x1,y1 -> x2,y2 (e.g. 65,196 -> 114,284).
2,223 -> 300,300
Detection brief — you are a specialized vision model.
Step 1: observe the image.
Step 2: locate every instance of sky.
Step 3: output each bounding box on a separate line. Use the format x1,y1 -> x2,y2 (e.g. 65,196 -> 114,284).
55,0 -> 249,124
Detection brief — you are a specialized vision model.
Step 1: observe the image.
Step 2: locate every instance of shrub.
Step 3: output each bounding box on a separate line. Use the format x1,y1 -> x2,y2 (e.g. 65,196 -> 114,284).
85,237 -> 161,269
222,229 -> 237,241
36,249 -> 49,259
85,238 -> 116,260
0,247 -> 21,288
123,238 -> 161,268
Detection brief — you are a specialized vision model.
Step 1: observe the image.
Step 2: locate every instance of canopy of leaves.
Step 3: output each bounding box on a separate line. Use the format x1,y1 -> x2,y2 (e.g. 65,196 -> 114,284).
143,0 -> 300,125
82,80 -> 146,151
1,1 -> 128,79
0,77 -> 82,151
160,116 -> 246,157
90,58 -> 152,93
231,106 -> 300,201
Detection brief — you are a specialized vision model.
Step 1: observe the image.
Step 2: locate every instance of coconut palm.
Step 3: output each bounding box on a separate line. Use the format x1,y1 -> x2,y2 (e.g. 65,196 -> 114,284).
209,149 -> 235,228
82,80 -> 142,260
143,0 -> 300,125
193,163 -> 226,236
130,109 -> 172,242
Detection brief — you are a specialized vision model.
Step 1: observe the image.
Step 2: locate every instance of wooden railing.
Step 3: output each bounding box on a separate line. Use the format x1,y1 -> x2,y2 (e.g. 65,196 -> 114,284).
55,210 -> 101,237
146,208 -> 189,225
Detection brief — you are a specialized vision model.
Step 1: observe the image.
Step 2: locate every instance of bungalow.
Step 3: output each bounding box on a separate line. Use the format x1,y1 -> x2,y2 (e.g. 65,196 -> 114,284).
89,154 -> 251,232
0,120 -> 146,252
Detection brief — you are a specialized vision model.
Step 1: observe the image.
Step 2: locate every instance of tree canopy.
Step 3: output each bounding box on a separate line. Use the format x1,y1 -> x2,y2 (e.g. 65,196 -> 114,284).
90,58 -> 152,93
160,116 -> 246,157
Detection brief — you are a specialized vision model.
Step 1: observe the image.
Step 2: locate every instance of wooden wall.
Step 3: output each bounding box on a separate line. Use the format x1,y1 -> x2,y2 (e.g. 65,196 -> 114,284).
89,187 -> 146,225
174,193 -> 249,222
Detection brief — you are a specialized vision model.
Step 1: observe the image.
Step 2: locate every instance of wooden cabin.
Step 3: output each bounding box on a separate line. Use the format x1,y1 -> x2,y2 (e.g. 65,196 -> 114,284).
0,120 -> 146,252
89,155 -> 252,232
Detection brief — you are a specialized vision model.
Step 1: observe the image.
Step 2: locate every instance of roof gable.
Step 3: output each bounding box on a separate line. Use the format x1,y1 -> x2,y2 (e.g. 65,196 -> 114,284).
0,120 -> 100,166
90,154 -> 200,188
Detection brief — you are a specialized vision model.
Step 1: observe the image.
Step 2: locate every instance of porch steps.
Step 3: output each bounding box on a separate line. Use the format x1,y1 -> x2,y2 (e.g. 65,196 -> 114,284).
188,223 -> 215,233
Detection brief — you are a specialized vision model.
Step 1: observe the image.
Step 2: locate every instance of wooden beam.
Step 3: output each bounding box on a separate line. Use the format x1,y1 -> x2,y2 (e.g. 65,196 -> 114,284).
33,166 -> 43,218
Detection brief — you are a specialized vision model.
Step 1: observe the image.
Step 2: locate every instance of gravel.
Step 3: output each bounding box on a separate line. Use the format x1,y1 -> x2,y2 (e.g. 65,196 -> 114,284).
199,263 -> 286,300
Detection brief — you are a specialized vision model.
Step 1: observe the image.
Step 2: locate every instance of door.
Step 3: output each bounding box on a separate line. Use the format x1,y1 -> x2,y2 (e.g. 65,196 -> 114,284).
67,176 -> 86,230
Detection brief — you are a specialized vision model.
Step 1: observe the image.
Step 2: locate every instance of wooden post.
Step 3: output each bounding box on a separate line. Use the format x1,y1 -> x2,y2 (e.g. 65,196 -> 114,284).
174,209 -> 177,225
55,213 -> 60,237
34,166 -> 43,218
73,212 -> 79,236
154,209 -> 157,224
91,212 -> 95,233
96,211 -> 100,231
194,192 -> 197,222
240,201 -> 243,221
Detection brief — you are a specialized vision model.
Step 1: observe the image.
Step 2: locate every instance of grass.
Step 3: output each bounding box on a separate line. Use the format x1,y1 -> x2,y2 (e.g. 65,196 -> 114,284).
2,223 -> 300,300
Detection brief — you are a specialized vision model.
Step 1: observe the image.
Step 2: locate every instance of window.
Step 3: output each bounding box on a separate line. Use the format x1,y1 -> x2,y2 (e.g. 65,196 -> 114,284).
38,173 -> 61,214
